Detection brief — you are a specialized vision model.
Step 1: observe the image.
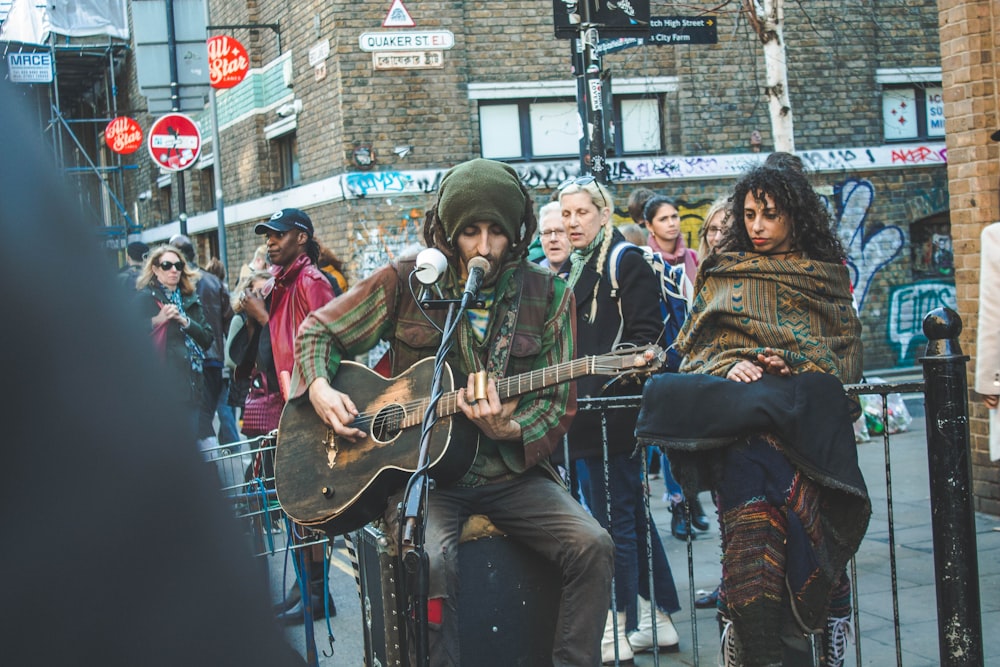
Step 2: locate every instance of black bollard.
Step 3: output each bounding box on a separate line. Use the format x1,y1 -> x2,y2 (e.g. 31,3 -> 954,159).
918,307 -> 984,667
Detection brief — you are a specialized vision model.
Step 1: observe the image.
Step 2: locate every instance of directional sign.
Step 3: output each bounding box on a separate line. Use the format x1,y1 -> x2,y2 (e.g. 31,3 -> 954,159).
358,30 -> 454,52
648,16 -> 718,45
147,113 -> 202,172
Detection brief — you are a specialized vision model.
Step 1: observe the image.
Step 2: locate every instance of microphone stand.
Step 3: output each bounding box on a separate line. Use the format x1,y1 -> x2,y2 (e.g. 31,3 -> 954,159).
399,282 -> 483,667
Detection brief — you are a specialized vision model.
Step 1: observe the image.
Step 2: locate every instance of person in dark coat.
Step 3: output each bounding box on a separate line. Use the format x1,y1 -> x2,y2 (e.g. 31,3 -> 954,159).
134,244 -> 214,440
558,176 -> 683,662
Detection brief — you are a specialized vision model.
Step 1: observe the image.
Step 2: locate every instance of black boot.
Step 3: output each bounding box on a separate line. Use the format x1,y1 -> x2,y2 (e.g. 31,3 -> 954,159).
274,580 -> 336,624
689,496 -> 710,531
273,584 -> 301,614
670,502 -> 694,540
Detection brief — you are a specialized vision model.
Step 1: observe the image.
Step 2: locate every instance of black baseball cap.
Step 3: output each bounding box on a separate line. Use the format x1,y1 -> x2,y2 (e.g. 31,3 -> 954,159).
126,241 -> 149,262
255,208 -> 313,237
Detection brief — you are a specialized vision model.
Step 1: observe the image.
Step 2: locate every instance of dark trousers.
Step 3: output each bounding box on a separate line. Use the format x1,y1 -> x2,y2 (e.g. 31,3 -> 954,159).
198,363 -> 223,440
388,471 -> 614,667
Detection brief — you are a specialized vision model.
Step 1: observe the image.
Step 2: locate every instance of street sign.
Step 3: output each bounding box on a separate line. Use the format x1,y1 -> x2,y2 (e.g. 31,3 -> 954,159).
147,113 -> 202,172
132,0 -> 210,113
358,30 -> 454,52
373,51 -> 443,70
648,16 -> 718,45
553,0 -> 651,40
207,35 -> 250,89
105,116 -> 144,154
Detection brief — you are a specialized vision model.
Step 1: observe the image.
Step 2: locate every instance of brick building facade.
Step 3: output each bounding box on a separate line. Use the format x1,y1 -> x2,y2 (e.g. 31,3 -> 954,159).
123,0 -> 951,373
937,0 -> 1000,513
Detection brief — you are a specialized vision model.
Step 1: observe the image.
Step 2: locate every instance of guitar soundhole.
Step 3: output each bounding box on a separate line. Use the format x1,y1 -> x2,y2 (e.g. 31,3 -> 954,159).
372,403 -> 406,443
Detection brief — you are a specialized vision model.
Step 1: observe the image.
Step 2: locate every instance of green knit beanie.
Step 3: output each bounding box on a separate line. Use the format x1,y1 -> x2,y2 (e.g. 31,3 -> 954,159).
437,159 -> 526,244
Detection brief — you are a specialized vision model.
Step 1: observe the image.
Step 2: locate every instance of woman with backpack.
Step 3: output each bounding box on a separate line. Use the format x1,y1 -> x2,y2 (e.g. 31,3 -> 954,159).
641,195 -> 711,540
643,194 -> 699,279
558,176 -> 683,663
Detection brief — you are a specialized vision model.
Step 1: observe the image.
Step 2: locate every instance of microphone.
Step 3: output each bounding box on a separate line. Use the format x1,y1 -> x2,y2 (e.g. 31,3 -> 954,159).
461,256 -> 491,309
414,247 -> 448,285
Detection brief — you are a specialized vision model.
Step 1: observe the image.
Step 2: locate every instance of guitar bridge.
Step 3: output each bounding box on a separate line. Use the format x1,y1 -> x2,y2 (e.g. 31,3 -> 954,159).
324,429 -> 338,469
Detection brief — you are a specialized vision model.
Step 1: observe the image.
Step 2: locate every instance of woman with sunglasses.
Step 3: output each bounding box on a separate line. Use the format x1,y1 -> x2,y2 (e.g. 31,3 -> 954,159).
134,245 -> 214,439
557,176 -> 683,663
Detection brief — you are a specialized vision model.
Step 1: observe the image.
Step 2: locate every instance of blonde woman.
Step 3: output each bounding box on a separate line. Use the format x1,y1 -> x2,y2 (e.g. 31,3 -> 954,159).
558,176 -> 683,661
696,197 -> 732,261
134,245 -> 214,435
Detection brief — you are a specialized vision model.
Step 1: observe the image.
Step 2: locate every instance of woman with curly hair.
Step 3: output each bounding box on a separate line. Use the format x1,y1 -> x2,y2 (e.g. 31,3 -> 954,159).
638,163 -> 869,667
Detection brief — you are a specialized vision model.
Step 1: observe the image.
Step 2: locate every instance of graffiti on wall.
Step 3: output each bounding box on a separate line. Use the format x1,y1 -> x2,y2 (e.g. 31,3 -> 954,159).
825,178 -> 905,311
888,281 -> 957,362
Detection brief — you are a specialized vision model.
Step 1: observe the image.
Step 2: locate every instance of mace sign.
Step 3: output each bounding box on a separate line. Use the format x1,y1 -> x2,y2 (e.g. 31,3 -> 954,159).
147,113 -> 202,171
7,52 -> 53,83
358,30 -> 454,52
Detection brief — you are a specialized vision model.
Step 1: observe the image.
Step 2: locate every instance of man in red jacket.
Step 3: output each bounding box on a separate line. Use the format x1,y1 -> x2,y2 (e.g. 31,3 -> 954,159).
233,207 -> 335,623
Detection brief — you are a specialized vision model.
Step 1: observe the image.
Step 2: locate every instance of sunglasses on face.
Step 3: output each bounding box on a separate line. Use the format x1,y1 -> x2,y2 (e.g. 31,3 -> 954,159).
158,261 -> 184,271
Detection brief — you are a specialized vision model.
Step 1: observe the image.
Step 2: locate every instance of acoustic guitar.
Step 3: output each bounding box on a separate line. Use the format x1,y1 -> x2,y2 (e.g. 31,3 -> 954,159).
274,345 -> 663,535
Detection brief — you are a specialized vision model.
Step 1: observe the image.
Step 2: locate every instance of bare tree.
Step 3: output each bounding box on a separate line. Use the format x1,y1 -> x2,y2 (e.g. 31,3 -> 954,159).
745,0 -> 794,152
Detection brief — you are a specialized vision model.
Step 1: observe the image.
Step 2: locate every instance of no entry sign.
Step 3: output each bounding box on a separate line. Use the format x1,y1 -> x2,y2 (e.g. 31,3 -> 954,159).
147,113 -> 202,171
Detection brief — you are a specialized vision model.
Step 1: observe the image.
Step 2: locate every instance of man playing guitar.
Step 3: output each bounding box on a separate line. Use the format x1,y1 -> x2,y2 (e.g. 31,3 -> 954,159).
291,159 -> 614,666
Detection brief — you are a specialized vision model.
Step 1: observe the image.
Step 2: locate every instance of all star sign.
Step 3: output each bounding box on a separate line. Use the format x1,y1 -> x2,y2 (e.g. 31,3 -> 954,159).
105,116 -> 143,154
207,35 -> 250,89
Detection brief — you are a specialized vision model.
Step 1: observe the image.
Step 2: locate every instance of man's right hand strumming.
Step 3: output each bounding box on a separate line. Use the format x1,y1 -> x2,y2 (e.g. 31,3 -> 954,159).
308,377 -> 366,441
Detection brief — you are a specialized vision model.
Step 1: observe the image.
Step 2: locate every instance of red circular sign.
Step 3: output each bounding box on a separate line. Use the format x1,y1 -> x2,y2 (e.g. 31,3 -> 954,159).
147,113 -> 202,172
105,116 -> 143,154
207,35 -> 250,89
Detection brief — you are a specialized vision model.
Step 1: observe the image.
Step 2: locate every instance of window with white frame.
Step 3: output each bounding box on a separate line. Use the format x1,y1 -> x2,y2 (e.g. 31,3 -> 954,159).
877,68 -> 944,142
471,77 -> 675,161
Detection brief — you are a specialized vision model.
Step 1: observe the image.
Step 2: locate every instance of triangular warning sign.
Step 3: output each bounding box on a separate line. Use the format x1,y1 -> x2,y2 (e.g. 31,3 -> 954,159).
383,0 -> 415,28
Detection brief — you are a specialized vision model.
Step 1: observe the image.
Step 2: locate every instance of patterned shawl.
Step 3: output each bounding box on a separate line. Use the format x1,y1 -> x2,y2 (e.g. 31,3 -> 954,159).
676,253 -> 863,383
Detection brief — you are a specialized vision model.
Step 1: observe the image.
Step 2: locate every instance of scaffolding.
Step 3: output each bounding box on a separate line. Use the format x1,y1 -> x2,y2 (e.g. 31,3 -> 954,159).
3,32 -> 140,257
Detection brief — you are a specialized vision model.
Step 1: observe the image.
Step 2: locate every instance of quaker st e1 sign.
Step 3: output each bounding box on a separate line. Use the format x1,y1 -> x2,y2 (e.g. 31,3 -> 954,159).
358,30 -> 454,52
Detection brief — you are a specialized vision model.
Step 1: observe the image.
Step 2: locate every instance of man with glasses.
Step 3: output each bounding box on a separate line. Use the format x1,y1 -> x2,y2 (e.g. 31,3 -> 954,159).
537,200 -> 570,275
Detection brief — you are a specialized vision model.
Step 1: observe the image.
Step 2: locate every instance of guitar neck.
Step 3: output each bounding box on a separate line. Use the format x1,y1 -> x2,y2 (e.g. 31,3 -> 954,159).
435,357 -> 597,418
390,346 -> 659,433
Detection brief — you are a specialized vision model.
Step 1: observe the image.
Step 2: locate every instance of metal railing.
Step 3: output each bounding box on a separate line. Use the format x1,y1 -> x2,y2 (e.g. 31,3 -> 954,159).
204,308 -> 984,667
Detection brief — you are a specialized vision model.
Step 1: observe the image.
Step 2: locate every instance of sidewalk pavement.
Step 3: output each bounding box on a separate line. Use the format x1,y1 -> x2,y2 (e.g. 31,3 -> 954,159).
264,396 -> 999,666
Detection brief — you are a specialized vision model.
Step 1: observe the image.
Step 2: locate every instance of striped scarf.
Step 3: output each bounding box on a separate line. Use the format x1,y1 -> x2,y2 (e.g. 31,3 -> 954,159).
676,252 -> 862,382
162,285 -> 205,374
566,227 -> 605,289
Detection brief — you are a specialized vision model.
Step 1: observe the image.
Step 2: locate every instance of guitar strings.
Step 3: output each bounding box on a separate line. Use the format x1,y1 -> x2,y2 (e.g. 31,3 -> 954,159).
344,358 -> 625,431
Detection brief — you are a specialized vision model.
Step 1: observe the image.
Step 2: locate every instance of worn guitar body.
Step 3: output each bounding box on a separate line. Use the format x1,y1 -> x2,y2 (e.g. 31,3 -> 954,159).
275,358 -> 475,536
275,345 -> 664,536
